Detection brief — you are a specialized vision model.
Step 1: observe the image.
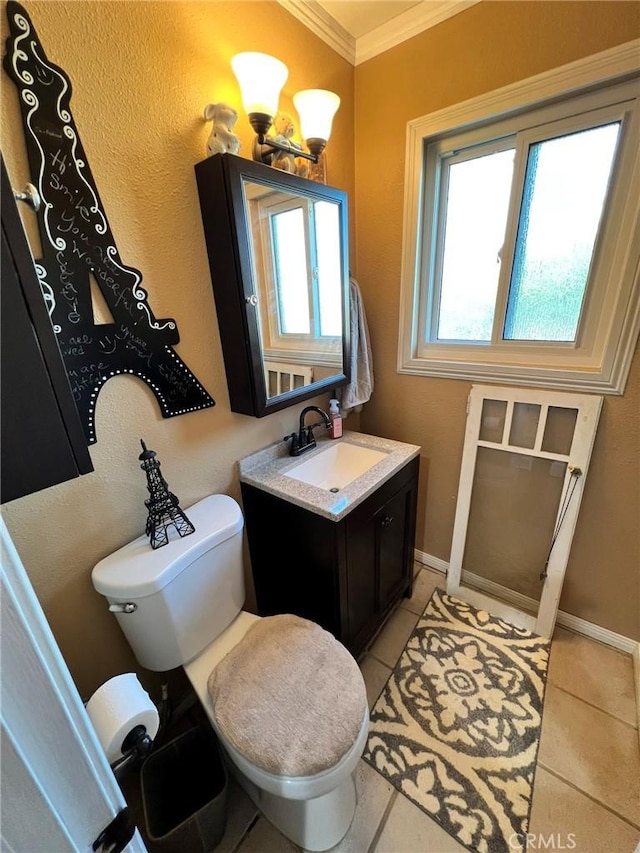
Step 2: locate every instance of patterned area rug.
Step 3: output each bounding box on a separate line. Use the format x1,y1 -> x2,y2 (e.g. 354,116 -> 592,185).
363,589 -> 551,853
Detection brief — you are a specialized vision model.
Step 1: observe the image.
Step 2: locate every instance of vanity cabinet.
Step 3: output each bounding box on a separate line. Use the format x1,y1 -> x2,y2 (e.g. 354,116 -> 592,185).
241,456 -> 419,658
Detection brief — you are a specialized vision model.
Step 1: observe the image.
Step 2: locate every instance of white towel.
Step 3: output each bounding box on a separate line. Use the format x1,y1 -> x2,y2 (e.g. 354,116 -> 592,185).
340,278 -> 374,413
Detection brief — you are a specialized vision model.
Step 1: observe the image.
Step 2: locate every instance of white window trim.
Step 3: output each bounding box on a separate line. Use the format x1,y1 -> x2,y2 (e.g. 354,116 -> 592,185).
398,40 -> 640,394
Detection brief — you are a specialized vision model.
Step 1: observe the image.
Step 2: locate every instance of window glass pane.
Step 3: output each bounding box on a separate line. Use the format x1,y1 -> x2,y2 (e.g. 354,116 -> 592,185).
266,368 -> 277,397
479,399 -> 507,443
272,208 -> 310,334
314,201 -> 342,337
542,406 -> 578,455
462,447 -> 567,603
437,148 -> 514,341
509,402 -> 541,449
504,122 -> 620,342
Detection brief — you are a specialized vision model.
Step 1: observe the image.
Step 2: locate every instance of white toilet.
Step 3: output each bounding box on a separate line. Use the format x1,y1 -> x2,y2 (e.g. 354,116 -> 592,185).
91,494 -> 369,851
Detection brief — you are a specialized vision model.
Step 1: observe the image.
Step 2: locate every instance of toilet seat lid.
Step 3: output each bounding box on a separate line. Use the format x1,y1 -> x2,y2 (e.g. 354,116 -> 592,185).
207,614 -> 368,778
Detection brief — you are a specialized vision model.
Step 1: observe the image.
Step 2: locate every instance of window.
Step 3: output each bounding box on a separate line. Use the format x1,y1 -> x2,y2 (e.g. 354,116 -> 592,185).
398,44 -> 640,393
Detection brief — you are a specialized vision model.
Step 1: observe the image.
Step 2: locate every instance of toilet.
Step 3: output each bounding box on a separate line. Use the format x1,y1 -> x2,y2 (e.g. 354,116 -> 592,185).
91,494 -> 369,852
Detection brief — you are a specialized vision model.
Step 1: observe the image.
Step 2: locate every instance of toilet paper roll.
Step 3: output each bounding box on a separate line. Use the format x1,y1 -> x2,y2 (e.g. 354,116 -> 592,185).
86,673 -> 160,763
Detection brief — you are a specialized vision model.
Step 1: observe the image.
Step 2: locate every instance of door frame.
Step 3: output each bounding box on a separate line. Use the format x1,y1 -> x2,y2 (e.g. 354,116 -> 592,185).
1,517 -> 147,852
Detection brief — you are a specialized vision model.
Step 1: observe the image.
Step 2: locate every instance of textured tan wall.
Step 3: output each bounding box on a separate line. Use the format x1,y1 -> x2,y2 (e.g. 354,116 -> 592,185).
0,0 -> 354,697
355,1 -> 640,639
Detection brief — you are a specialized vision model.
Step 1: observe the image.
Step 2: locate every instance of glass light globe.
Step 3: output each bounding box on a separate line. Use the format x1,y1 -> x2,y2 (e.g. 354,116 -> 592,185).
231,52 -> 288,117
293,89 -> 341,143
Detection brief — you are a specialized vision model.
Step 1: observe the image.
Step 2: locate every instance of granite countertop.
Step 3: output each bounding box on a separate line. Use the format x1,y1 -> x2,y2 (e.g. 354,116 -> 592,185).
238,430 -> 421,521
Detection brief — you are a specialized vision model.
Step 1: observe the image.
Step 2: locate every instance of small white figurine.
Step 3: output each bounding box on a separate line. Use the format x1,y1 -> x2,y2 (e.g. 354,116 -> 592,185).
270,112 -> 297,172
204,102 -> 241,157
270,112 -> 310,177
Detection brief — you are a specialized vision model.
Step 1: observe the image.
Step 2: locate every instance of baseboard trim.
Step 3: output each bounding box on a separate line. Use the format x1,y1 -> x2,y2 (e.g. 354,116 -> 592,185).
414,549 -> 638,654
633,644 -> 640,744
415,550 -> 449,575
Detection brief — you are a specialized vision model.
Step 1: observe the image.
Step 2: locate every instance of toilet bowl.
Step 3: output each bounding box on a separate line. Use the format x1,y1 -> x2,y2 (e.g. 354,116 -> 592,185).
92,494 -> 369,851
185,611 -> 369,850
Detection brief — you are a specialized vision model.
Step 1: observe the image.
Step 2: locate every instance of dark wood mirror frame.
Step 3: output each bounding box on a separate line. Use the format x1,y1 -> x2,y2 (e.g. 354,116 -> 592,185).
195,153 -> 350,418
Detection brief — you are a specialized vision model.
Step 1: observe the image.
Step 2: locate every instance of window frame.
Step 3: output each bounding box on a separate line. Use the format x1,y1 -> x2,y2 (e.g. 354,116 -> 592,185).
398,41 -> 640,394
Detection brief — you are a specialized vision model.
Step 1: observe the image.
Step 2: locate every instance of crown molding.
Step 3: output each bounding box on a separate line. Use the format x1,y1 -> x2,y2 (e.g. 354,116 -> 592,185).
277,0 -> 481,66
355,0 -> 481,65
276,0 -> 356,64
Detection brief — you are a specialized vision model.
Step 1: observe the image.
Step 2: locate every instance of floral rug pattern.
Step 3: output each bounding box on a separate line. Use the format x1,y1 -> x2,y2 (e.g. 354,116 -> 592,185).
363,589 -> 550,853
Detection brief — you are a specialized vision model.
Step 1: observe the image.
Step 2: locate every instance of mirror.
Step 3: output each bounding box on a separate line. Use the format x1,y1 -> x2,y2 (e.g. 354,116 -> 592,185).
195,153 -> 350,418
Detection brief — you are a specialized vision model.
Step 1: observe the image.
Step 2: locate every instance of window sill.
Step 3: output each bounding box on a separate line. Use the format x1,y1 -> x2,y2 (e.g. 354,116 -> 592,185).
397,354 -> 633,395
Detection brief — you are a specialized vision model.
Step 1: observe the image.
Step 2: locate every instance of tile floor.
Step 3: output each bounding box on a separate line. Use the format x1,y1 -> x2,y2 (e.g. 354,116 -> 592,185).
217,567 -> 640,853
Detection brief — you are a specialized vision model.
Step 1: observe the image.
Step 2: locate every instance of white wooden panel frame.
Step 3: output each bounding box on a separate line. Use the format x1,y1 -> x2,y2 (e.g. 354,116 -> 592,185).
446,385 -> 603,637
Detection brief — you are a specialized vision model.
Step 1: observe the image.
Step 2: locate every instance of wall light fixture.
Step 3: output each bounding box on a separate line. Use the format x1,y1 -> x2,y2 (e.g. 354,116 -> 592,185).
231,51 -> 340,165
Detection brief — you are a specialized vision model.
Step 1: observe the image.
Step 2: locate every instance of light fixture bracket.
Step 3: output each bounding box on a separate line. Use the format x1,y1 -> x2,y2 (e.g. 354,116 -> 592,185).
253,133 -> 318,165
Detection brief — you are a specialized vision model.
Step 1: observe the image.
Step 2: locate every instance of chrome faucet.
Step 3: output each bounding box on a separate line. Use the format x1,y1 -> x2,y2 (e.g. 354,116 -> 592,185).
284,406 -> 331,456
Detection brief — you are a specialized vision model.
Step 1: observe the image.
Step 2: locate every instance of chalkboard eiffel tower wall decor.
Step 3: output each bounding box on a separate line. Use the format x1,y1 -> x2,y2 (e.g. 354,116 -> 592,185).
3,1 -> 215,444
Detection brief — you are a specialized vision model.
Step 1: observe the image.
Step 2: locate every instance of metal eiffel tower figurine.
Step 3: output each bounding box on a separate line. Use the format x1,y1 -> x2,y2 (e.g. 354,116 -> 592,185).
139,440 -> 195,549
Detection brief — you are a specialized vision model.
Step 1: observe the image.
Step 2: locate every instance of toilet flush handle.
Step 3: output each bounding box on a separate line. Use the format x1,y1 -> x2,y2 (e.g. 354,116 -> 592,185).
108,602 -> 137,614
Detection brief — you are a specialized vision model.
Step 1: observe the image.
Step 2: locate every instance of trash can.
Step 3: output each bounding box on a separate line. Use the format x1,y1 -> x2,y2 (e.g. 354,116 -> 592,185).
141,724 -> 228,853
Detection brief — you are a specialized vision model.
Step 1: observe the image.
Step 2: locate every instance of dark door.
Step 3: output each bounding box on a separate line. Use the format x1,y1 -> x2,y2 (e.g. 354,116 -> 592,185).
1,156 -> 92,503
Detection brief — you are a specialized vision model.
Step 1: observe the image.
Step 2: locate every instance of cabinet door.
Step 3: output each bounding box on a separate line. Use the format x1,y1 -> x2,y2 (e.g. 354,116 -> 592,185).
241,483 -> 343,637
195,153 -> 350,417
376,485 -> 412,612
345,458 -> 419,656
343,501 -> 378,652
1,157 -> 93,503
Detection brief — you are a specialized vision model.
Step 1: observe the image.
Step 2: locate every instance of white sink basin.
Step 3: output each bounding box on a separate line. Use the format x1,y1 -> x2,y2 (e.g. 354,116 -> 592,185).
284,441 -> 388,491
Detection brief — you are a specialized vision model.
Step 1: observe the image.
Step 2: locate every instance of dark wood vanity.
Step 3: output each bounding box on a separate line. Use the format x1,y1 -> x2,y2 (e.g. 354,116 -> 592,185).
241,454 -> 419,659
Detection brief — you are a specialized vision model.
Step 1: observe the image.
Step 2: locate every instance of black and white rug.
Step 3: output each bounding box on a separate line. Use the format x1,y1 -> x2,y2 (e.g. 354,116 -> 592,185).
363,589 -> 551,853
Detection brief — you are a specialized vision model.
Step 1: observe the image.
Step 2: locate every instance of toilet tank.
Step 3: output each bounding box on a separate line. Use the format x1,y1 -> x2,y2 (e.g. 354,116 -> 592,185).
92,494 -> 245,672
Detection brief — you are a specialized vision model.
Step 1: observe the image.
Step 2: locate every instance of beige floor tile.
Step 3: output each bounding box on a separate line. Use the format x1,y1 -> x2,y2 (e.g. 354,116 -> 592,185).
374,791 -> 468,852
538,685 -> 640,825
529,766 -> 640,853
359,654 -> 392,709
368,607 -> 419,669
312,761 -> 394,853
236,815 -> 299,852
401,567 -> 445,616
548,627 -> 636,726
213,776 -> 259,853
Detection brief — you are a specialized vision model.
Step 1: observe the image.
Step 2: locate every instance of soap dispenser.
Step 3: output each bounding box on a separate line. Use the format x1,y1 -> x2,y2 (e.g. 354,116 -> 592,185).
329,399 -> 343,439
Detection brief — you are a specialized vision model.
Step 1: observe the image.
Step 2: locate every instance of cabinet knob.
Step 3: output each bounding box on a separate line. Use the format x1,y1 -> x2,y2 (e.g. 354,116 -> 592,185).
245,294 -> 258,306
12,182 -> 41,212
381,515 -> 394,528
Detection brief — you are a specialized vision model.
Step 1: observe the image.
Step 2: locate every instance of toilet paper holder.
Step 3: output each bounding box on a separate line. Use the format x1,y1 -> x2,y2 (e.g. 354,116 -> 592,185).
85,672 -> 160,777
110,724 -> 153,778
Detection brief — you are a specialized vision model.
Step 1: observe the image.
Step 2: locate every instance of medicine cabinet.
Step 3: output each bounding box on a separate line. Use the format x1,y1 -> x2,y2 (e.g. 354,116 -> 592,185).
195,153 -> 350,417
